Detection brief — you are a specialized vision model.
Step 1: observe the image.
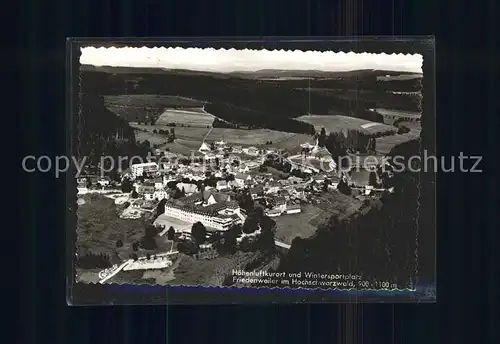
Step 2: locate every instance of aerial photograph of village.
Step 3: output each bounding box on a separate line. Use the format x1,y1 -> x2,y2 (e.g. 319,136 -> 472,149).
73,46 -> 433,291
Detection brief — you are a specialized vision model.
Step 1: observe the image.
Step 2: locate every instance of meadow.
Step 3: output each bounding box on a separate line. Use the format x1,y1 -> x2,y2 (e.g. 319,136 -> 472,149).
273,205 -> 327,245
76,194 -> 170,263
155,109 -> 215,127
134,129 -> 169,146
206,128 -> 312,148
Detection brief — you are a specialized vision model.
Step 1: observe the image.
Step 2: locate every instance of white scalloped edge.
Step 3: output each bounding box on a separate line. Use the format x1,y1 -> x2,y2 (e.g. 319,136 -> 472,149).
79,46 -> 423,74
73,43 -> 429,295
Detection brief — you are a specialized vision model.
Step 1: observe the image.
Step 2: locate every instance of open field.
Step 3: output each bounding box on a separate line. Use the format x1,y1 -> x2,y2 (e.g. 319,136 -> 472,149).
296,115 -> 397,136
76,194 -> 170,262
206,128 -> 293,145
155,109 -> 215,127
77,194 -> 144,259
205,128 -> 313,154
273,193 -> 364,245
159,141 -> 197,156
134,129 -> 169,146
375,132 -> 421,155
141,126 -> 313,155
273,205 -> 327,245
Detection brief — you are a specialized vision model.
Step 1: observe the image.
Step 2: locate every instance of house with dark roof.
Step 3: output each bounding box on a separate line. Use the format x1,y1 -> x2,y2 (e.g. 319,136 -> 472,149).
313,175 -> 327,184
249,186 -> 264,199
138,182 -> 156,195
234,173 -> 252,188
264,181 -> 281,194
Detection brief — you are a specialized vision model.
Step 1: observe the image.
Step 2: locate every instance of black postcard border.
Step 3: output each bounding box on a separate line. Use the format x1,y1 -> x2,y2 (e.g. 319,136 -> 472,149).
66,37 -> 436,305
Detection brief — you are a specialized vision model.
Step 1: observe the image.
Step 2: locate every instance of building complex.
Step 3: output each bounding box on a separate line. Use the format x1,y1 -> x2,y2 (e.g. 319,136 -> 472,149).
163,190 -> 243,231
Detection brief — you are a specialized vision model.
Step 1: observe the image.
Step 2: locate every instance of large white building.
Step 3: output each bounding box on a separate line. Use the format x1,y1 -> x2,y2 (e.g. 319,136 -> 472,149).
130,162 -> 159,177
163,191 -> 241,231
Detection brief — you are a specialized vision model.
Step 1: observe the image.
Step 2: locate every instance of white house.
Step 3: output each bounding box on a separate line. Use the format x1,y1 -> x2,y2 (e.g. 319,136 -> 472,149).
300,142 -> 315,150
204,153 -> 217,161
238,165 -> 250,173
97,179 -> 110,187
232,146 -> 243,153
214,140 -> 227,150
234,173 -> 252,188
274,196 -> 287,211
227,180 -> 239,189
153,178 -> 163,189
246,161 -> 261,170
249,186 -> 264,199
313,175 -> 326,184
264,182 -> 280,194
153,189 -> 169,201
364,185 -> 374,196
144,192 -> 155,201
216,180 -> 229,191
131,162 -> 159,178
243,146 -> 259,156
284,204 -> 302,214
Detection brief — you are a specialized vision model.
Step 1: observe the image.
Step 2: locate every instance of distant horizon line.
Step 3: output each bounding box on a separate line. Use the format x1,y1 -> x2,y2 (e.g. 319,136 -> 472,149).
81,64 -> 423,75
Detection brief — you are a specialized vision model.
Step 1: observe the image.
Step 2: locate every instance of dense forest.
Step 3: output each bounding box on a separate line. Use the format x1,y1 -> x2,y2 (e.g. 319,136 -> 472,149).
75,87 -> 151,175
80,66 -> 421,133
205,102 -> 317,134
277,139 -> 435,287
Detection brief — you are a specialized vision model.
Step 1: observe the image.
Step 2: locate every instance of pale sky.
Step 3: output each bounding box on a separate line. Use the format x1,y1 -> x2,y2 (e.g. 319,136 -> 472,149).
80,47 -> 423,74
